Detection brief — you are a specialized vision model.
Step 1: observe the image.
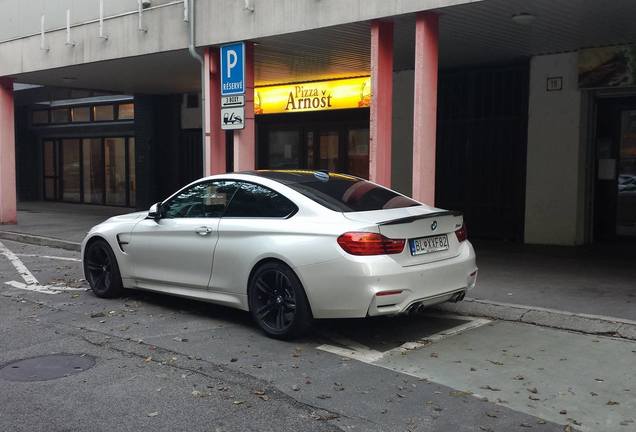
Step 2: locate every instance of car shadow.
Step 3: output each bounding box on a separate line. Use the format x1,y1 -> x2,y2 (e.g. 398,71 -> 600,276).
111,289 -> 468,348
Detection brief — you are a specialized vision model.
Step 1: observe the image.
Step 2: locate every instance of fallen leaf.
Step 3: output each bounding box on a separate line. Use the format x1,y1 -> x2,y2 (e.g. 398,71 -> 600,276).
479,385 -> 501,392
607,400 -> 620,406
449,390 -> 472,397
192,390 -> 208,398
527,387 -> 538,394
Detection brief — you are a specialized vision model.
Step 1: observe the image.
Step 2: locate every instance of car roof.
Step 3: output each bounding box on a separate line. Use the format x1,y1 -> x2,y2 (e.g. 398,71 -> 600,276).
239,170 -> 361,185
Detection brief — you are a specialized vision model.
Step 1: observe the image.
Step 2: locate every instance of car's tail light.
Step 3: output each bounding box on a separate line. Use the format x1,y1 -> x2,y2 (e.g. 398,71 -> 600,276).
455,224 -> 468,243
337,232 -> 405,256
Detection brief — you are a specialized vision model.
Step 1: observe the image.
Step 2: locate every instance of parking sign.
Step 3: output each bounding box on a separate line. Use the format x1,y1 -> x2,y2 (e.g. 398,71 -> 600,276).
220,42 -> 245,96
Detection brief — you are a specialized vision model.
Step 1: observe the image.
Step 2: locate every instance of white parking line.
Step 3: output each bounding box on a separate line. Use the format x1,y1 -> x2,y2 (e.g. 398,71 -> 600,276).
0,240 -> 40,285
317,315 -> 491,363
0,240 -> 87,294
15,253 -> 81,262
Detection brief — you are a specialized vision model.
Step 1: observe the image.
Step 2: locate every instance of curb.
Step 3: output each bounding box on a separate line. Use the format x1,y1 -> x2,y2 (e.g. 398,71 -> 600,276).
0,231 -> 81,252
2,229 -> 634,343
434,297 -> 636,341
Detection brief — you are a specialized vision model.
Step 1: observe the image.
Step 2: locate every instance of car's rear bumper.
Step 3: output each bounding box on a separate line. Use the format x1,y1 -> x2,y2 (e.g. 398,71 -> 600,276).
295,241 -> 477,319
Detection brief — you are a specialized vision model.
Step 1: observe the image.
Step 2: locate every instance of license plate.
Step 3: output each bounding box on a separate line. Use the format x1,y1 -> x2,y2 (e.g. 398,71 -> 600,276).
409,234 -> 449,256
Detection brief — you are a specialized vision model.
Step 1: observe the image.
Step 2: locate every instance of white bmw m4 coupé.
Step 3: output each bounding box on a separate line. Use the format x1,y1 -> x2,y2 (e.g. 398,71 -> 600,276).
82,170 -> 477,339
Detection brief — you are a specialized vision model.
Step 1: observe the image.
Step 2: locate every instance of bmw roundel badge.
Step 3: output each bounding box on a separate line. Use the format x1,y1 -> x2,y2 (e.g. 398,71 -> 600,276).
431,221 -> 438,231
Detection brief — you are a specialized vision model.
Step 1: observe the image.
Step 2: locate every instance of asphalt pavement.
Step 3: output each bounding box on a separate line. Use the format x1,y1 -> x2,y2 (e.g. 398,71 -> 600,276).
1,239 -> 635,431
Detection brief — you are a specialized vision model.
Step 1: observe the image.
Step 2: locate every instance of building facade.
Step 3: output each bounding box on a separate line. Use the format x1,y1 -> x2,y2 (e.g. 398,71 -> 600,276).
1,0 -> 635,246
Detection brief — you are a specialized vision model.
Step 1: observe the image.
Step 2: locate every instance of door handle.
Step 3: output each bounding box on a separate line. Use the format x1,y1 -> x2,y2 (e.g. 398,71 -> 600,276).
195,226 -> 213,236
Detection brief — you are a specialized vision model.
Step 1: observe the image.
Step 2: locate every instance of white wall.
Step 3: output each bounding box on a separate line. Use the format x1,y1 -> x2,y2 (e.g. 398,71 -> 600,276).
180,93 -> 201,129
525,52 -> 587,245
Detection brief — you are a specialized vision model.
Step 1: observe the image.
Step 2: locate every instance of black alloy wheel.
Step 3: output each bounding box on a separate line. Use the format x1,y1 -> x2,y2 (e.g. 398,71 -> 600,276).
84,239 -> 123,298
248,262 -> 311,339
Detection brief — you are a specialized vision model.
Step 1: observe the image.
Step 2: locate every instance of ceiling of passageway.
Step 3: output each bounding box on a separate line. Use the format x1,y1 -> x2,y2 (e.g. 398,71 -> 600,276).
255,0 -> 636,85
12,0 -> 636,93
13,50 -> 200,95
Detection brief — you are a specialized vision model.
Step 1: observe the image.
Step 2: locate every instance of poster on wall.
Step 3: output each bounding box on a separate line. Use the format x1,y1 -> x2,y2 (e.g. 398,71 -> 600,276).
578,45 -> 636,89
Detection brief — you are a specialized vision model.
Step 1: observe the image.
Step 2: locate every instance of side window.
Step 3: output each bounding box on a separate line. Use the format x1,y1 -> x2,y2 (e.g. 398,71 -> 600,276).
163,180 -> 238,218
224,182 -> 297,218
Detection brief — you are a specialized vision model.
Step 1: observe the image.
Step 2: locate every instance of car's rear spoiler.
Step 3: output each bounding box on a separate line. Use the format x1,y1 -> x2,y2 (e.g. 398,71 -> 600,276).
377,210 -> 463,226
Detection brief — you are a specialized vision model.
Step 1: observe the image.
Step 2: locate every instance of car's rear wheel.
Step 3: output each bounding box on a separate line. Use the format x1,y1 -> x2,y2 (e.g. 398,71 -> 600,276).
248,261 -> 312,339
84,239 -> 123,298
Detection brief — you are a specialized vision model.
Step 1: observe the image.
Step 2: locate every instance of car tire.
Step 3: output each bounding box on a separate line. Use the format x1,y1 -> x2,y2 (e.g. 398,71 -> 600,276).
248,261 -> 312,340
84,239 -> 124,298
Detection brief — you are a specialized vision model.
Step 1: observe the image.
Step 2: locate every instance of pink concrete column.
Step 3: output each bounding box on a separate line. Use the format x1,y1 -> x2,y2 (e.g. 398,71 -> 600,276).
203,49 -> 213,176
233,42 -> 255,171
203,48 -> 226,176
207,47 -> 226,175
412,12 -> 439,205
0,77 -> 16,225
369,20 -> 393,187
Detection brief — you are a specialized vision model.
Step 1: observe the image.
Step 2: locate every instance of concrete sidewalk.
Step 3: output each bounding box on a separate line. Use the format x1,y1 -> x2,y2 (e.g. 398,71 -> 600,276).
1,201 -> 635,339
0,201 -> 132,248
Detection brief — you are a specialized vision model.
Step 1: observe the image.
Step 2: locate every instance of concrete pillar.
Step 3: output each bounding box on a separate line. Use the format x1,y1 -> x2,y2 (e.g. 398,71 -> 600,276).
412,13 -> 439,205
0,78 -> 16,225
233,42 -> 255,171
203,48 -> 226,176
369,20 -> 393,187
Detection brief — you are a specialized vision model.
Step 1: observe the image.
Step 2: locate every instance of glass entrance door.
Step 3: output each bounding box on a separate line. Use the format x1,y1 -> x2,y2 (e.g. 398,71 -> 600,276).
61,139 -> 81,202
43,140 -> 59,200
257,109 -> 370,178
41,137 -> 135,207
617,110 -> 636,236
317,130 -> 339,172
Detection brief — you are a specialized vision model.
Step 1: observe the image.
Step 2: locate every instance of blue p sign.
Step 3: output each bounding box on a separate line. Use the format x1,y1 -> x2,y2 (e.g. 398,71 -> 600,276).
220,42 -> 245,96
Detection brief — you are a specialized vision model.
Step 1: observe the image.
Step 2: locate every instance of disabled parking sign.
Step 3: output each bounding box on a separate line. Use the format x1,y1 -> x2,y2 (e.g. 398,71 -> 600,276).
220,42 -> 245,96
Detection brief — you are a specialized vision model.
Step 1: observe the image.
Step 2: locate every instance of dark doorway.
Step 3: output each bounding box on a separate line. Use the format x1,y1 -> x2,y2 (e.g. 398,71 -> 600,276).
594,97 -> 636,240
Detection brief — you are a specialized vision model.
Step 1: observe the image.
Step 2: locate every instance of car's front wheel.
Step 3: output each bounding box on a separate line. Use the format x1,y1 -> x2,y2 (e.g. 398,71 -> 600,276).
84,239 -> 124,298
248,261 -> 312,339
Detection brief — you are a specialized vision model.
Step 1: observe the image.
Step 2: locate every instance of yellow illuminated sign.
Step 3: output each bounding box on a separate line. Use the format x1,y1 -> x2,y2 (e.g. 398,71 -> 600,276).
254,76 -> 371,115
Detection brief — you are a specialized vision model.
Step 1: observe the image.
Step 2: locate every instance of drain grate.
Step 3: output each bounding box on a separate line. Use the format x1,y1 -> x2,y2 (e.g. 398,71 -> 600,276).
0,354 -> 96,382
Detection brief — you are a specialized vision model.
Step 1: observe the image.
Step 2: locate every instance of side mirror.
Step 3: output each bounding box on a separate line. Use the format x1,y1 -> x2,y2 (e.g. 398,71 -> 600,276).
148,202 -> 163,221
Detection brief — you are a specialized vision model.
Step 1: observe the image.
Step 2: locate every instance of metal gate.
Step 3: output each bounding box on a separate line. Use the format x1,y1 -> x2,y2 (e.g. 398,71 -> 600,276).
436,64 -> 529,241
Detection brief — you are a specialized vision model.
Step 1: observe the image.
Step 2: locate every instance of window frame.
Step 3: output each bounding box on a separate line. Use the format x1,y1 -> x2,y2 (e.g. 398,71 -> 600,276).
161,179 -> 239,219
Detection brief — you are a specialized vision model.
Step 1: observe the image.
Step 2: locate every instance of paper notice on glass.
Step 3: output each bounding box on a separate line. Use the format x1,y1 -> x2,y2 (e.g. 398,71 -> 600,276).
598,158 -> 616,180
